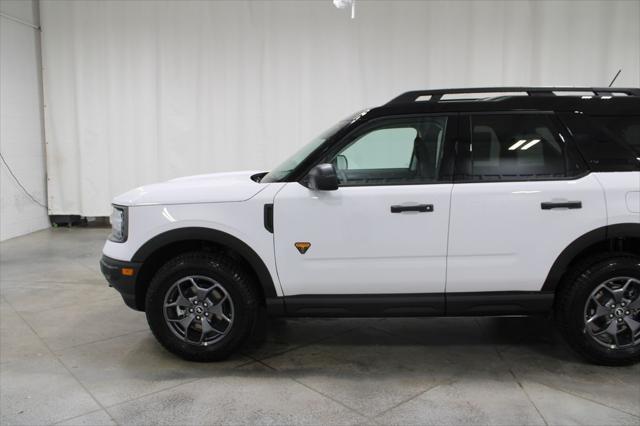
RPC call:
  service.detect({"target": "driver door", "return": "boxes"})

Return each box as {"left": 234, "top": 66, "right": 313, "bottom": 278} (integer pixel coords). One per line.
{"left": 272, "top": 114, "right": 457, "bottom": 313}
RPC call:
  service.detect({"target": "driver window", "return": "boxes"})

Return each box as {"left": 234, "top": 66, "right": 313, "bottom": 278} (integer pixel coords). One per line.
{"left": 331, "top": 116, "right": 448, "bottom": 186}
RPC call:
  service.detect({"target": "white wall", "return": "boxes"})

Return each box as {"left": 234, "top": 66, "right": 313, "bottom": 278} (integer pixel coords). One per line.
{"left": 40, "top": 0, "right": 640, "bottom": 216}
{"left": 0, "top": 0, "right": 49, "bottom": 241}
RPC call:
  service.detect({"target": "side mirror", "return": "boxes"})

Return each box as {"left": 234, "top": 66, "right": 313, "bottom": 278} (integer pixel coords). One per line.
{"left": 335, "top": 155, "right": 348, "bottom": 170}
{"left": 307, "top": 163, "right": 339, "bottom": 191}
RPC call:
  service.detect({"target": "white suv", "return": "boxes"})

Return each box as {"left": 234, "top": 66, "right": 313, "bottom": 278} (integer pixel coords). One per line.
{"left": 101, "top": 87, "right": 640, "bottom": 365}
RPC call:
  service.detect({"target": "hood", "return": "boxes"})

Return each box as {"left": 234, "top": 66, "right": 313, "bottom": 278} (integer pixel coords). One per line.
{"left": 112, "top": 170, "right": 267, "bottom": 206}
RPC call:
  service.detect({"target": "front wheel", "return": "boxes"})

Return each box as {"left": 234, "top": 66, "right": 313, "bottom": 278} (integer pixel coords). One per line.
{"left": 556, "top": 255, "right": 640, "bottom": 366}
{"left": 145, "top": 252, "right": 258, "bottom": 361}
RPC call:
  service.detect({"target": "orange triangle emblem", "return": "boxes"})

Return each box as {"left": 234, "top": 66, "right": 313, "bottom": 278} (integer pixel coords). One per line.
{"left": 294, "top": 242, "right": 311, "bottom": 254}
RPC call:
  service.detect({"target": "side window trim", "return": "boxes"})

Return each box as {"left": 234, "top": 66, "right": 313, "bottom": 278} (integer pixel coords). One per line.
{"left": 549, "top": 113, "right": 589, "bottom": 177}
{"left": 314, "top": 113, "right": 459, "bottom": 187}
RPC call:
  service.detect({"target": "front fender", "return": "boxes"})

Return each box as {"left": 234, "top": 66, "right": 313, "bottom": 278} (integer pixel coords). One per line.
{"left": 132, "top": 226, "right": 278, "bottom": 299}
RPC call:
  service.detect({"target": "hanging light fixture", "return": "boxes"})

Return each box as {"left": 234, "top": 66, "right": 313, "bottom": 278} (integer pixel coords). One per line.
{"left": 333, "top": 0, "right": 355, "bottom": 19}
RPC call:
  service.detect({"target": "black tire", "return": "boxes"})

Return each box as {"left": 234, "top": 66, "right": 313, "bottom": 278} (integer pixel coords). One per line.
{"left": 145, "top": 251, "right": 258, "bottom": 361}
{"left": 555, "top": 254, "right": 640, "bottom": 366}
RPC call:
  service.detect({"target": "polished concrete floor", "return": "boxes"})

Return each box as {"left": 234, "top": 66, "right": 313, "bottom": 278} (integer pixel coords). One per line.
{"left": 0, "top": 228, "right": 639, "bottom": 426}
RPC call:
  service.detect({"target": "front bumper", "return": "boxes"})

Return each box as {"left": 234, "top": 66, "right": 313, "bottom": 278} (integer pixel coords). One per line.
{"left": 100, "top": 255, "right": 142, "bottom": 310}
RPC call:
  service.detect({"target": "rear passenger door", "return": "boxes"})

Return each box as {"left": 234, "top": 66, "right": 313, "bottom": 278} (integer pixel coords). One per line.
{"left": 447, "top": 113, "right": 607, "bottom": 294}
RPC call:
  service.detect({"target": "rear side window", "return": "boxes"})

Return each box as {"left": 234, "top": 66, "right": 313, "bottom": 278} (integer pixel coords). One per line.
{"left": 468, "top": 114, "right": 566, "bottom": 180}
{"left": 559, "top": 113, "right": 640, "bottom": 172}
{"left": 593, "top": 116, "right": 640, "bottom": 155}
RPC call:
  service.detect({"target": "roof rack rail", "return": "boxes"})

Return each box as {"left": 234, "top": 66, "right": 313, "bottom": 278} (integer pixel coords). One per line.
{"left": 387, "top": 87, "right": 640, "bottom": 105}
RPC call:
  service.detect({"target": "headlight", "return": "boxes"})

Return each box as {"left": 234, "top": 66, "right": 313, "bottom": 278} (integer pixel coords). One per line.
{"left": 109, "top": 205, "right": 128, "bottom": 243}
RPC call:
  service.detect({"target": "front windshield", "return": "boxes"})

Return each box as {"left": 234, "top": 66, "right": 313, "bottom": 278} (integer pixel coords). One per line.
{"left": 262, "top": 111, "right": 366, "bottom": 182}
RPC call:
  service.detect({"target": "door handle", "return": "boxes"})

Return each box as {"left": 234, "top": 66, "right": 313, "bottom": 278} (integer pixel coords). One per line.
{"left": 390, "top": 204, "right": 434, "bottom": 213}
{"left": 541, "top": 201, "right": 582, "bottom": 210}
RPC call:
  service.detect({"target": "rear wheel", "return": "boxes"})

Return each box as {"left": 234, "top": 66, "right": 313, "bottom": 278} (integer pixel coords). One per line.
{"left": 556, "top": 255, "right": 640, "bottom": 366}
{"left": 145, "top": 252, "right": 258, "bottom": 361}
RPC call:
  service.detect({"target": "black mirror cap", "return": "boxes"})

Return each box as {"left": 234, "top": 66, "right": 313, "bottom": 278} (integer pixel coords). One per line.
{"left": 307, "top": 163, "right": 339, "bottom": 191}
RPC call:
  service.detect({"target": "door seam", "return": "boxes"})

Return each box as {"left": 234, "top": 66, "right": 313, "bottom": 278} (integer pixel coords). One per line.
{"left": 270, "top": 182, "right": 289, "bottom": 297}
{"left": 443, "top": 183, "right": 454, "bottom": 308}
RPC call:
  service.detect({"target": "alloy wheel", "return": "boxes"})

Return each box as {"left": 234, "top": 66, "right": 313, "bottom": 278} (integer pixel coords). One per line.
{"left": 583, "top": 277, "right": 640, "bottom": 349}
{"left": 163, "top": 275, "right": 234, "bottom": 346}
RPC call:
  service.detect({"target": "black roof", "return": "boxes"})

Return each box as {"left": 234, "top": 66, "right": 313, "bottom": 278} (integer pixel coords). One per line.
{"left": 367, "top": 87, "right": 640, "bottom": 118}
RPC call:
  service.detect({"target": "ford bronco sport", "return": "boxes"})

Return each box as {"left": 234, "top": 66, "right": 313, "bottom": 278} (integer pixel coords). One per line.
{"left": 101, "top": 87, "right": 640, "bottom": 365}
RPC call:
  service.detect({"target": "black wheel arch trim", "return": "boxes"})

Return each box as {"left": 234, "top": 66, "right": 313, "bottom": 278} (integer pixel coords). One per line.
{"left": 131, "top": 227, "right": 279, "bottom": 299}
{"left": 542, "top": 223, "right": 640, "bottom": 291}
